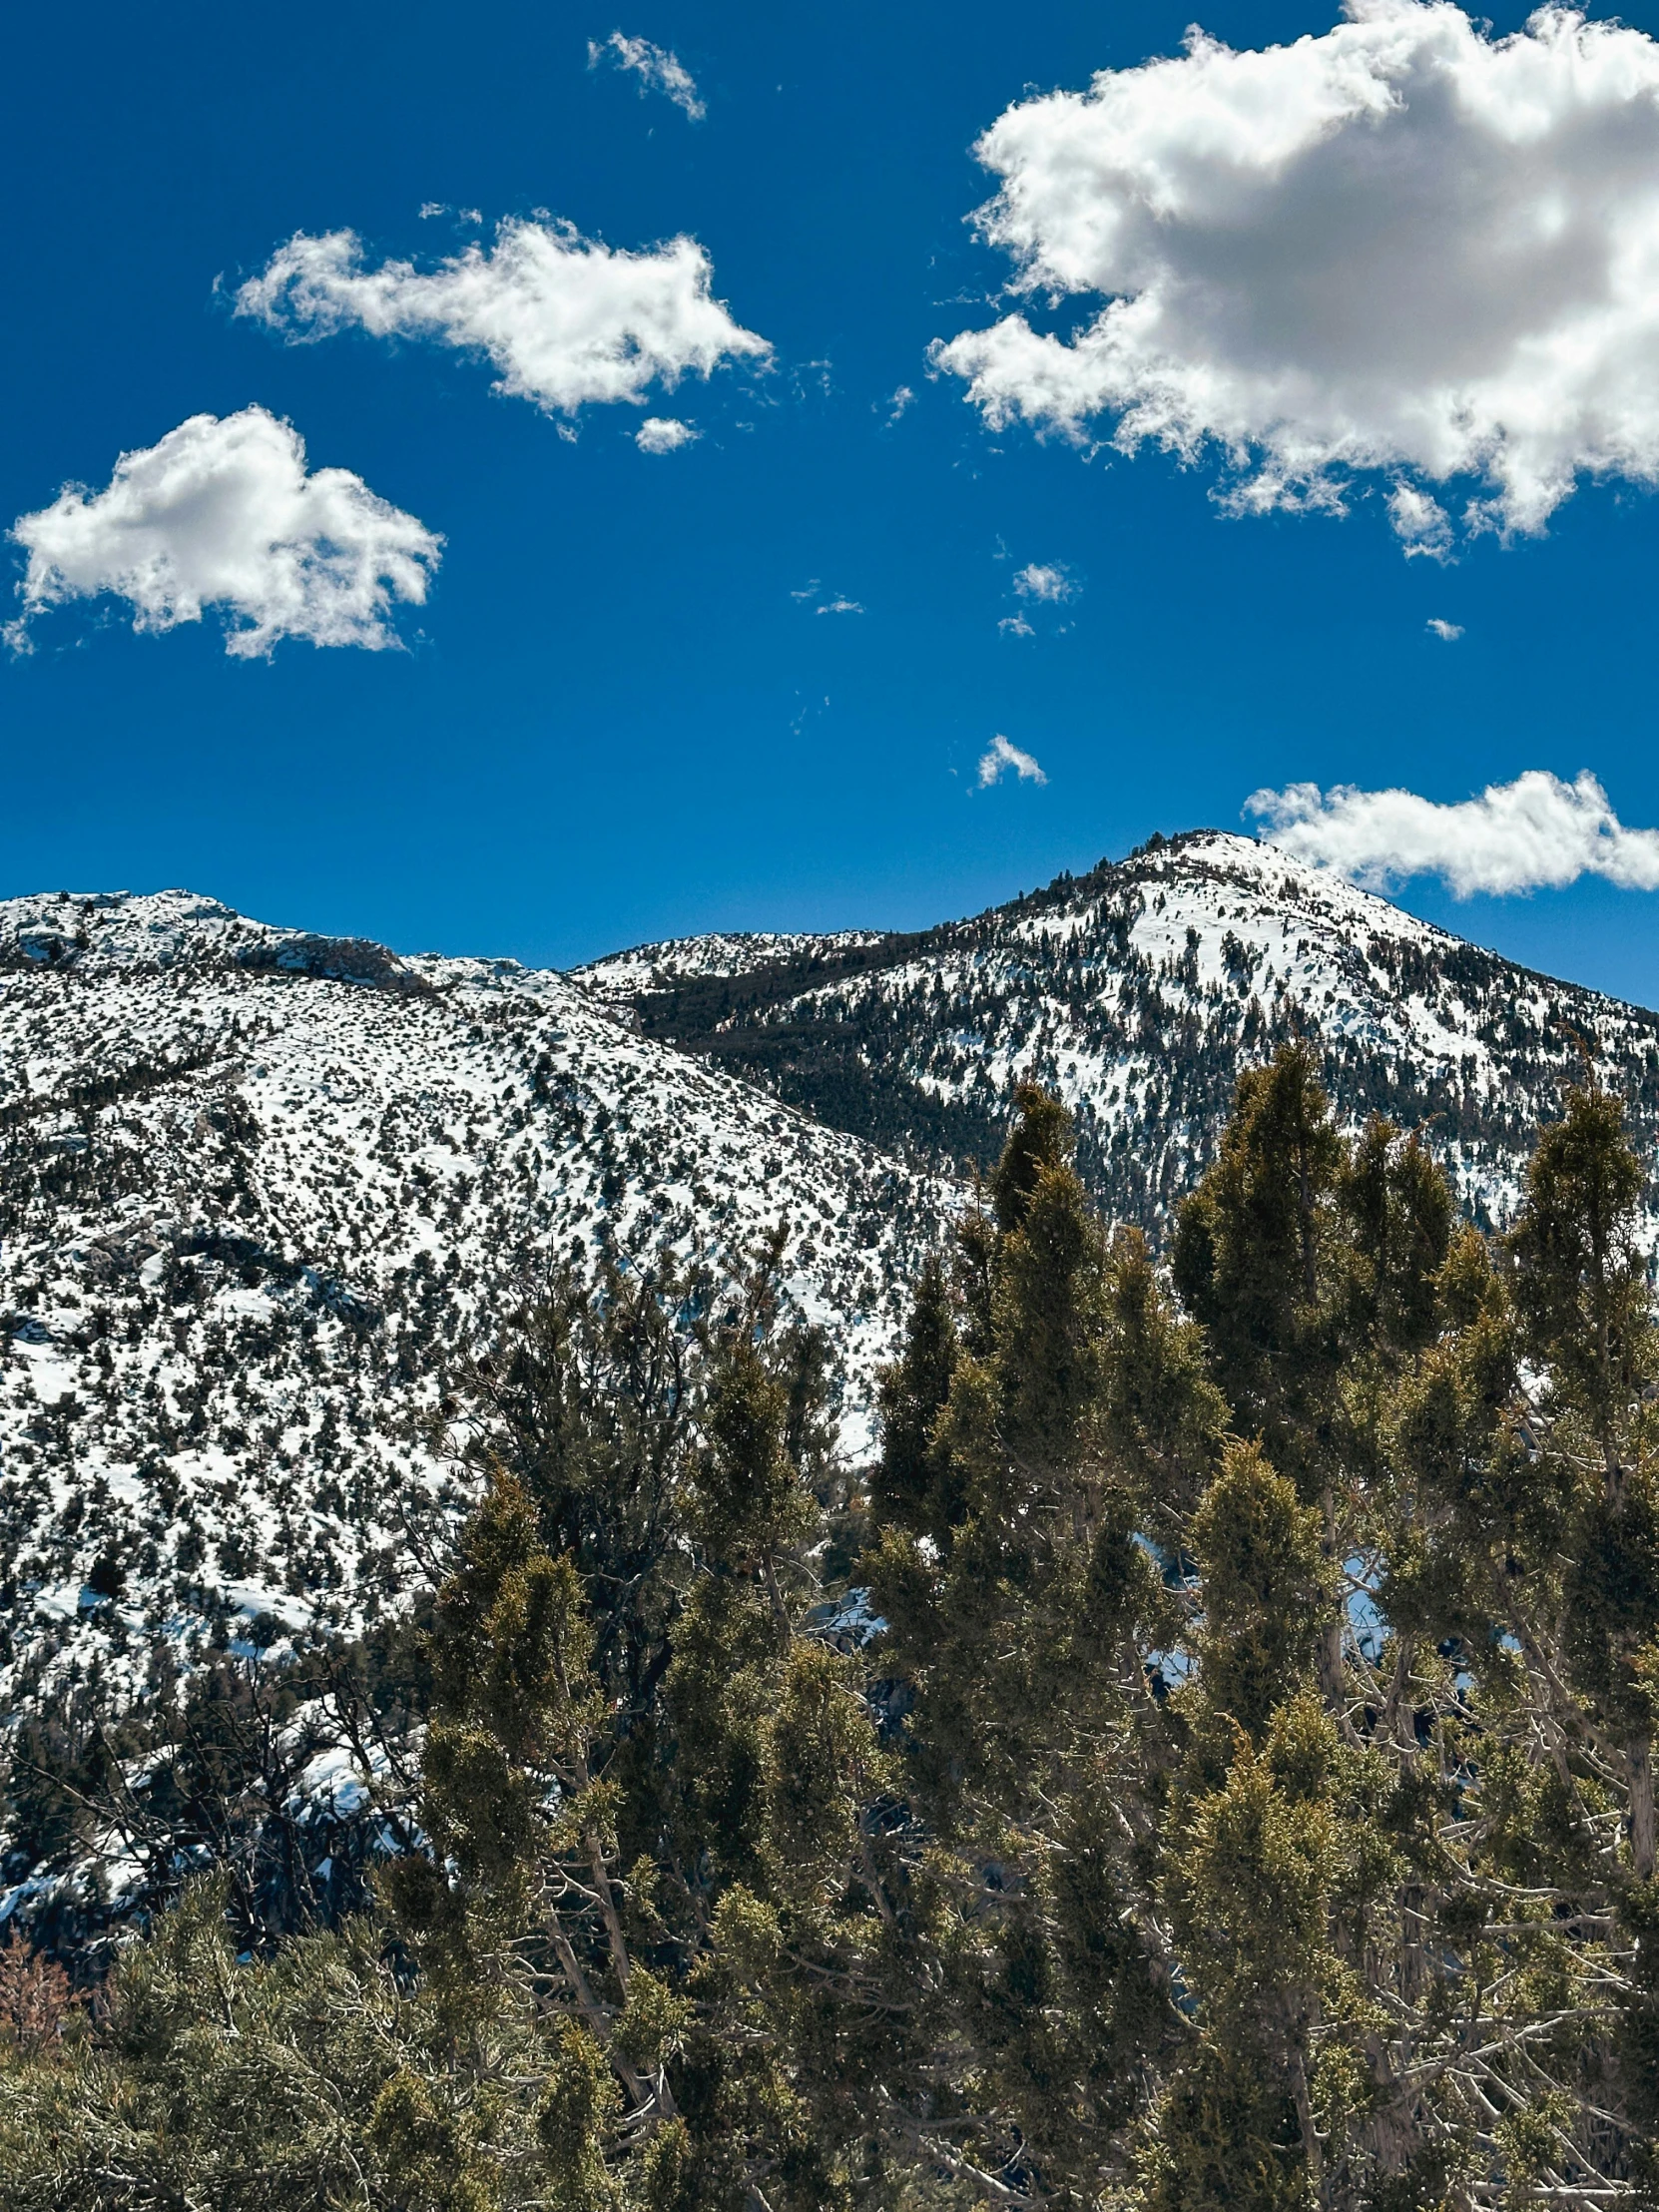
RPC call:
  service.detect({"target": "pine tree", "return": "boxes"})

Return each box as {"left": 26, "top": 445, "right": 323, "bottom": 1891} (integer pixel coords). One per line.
{"left": 863, "top": 1087, "right": 1201, "bottom": 2203}
{"left": 8, "top": 1071, "right": 1659, "bottom": 2211}
{"left": 1508, "top": 1081, "right": 1659, "bottom": 1880}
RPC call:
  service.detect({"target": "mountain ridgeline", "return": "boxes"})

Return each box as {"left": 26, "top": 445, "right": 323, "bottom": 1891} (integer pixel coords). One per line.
{"left": 2, "top": 832, "right": 1657, "bottom": 1773}
{"left": 578, "top": 830, "right": 1659, "bottom": 1235}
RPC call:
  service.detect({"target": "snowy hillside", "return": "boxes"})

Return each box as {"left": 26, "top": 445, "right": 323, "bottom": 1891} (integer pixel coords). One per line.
{"left": 0, "top": 891, "right": 952, "bottom": 1711}
{"left": 581, "top": 830, "right": 1659, "bottom": 1233}
{"left": 8, "top": 837, "right": 1659, "bottom": 1720}
{"left": 574, "top": 927, "right": 886, "bottom": 1002}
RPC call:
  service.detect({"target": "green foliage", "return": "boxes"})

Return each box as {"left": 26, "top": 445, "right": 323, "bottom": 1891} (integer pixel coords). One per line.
{"left": 9, "top": 1070, "right": 1659, "bottom": 2210}
{"left": 1187, "top": 1443, "right": 1331, "bottom": 1742}
{"left": 872, "top": 1257, "right": 960, "bottom": 1538}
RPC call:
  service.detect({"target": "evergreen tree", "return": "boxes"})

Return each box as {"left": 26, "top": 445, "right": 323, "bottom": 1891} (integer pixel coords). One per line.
{"left": 7, "top": 1069, "right": 1659, "bottom": 2211}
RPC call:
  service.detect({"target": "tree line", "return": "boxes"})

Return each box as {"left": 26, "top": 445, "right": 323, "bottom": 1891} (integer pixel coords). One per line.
{"left": 3, "top": 1043, "right": 1658, "bottom": 2209}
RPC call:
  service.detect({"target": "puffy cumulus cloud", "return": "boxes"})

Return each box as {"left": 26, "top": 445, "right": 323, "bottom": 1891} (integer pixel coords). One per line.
{"left": 1425, "top": 616, "right": 1463, "bottom": 640}
{"left": 237, "top": 220, "right": 770, "bottom": 417}
{"left": 935, "top": 2, "right": 1659, "bottom": 548}
{"left": 1013, "top": 560, "right": 1076, "bottom": 602}
{"left": 588, "top": 32, "right": 705, "bottom": 120}
{"left": 636, "top": 416, "right": 698, "bottom": 453}
{"left": 978, "top": 733, "right": 1047, "bottom": 788}
{"left": 1247, "top": 771, "right": 1659, "bottom": 894}
{"left": 8, "top": 407, "right": 440, "bottom": 659}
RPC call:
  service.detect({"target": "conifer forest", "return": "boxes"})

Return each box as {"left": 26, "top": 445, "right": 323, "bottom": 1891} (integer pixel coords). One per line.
{"left": 5, "top": 1046, "right": 1659, "bottom": 2211}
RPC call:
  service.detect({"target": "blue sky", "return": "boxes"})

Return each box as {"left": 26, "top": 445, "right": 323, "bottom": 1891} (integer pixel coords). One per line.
{"left": 5, "top": 0, "right": 1659, "bottom": 999}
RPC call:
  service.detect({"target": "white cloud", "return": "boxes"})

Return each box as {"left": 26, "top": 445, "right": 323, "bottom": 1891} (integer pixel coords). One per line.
{"left": 1425, "top": 616, "right": 1463, "bottom": 641}
{"left": 1013, "top": 560, "right": 1076, "bottom": 602}
{"left": 998, "top": 613, "right": 1035, "bottom": 637}
{"left": 935, "top": 2, "right": 1659, "bottom": 549}
{"left": 237, "top": 220, "right": 769, "bottom": 416}
{"left": 636, "top": 416, "right": 698, "bottom": 453}
{"left": 883, "top": 384, "right": 915, "bottom": 423}
{"left": 978, "top": 733, "right": 1048, "bottom": 788}
{"left": 791, "top": 580, "right": 862, "bottom": 614}
{"left": 8, "top": 406, "right": 440, "bottom": 659}
{"left": 1246, "top": 771, "right": 1659, "bottom": 894}
{"left": 588, "top": 31, "right": 705, "bottom": 120}
{"left": 1387, "top": 484, "right": 1453, "bottom": 561}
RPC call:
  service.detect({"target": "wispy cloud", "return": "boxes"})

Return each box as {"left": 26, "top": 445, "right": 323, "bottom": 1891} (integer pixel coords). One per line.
{"left": 237, "top": 220, "right": 768, "bottom": 417}
{"left": 635, "top": 416, "right": 698, "bottom": 453}
{"left": 1389, "top": 485, "right": 1453, "bottom": 561}
{"left": 1013, "top": 560, "right": 1075, "bottom": 603}
{"left": 1246, "top": 771, "right": 1659, "bottom": 895}
{"left": 978, "top": 733, "right": 1047, "bottom": 788}
{"left": 883, "top": 384, "right": 914, "bottom": 424}
{"left": 1425, "top": 617, "right": 1463, "bottom": 641}
{"left": 998, "top": 613, "right": 1034, "bottom": 638}
{"left": 792, "top": 580, "right": 862, "bottom": 614}
{"left": 587, "top": 31, "right": 705, "bottom": 120}
{"left": 7, "top": 406, "right": 439, "bottom": 659}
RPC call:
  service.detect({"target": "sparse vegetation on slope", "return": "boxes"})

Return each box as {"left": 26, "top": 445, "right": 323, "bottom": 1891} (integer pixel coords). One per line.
{"left": 579, "top": 830, "right": 1659, "bottom": 1234}
{"left": 0, "top": 890, "right": 950, "bottom": 1735}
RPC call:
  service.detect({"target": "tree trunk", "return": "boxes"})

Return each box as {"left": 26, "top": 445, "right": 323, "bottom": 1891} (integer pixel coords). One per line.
{"left": 1629, "top": 1732, "right": 1655, "bottom": 1881}
{"left": 1289, "top": 2043, "right": 1325, "bottom": 2202}
{"left": 761, "top": 1551, "right": 792, "bottom": 1638}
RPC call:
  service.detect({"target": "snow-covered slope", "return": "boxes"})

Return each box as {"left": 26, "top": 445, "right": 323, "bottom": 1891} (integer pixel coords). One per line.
{"left": 574, "top": 928, "right": 885, "bottom": 1003}
{"left": 0, "top": 891, "right": 951, "bottom": 1708}
{"left": 577, "top": 830, "right": 1659, "bottom": 1234}
{"left": 9, "top": 838, "right": 1659, "bottom": 1716}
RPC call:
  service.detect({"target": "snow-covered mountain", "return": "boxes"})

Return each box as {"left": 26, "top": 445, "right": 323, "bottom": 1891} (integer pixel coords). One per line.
{"left": 6, "top": 833, "right": 1659, "bottom": 1716}
{"left": 575, "top": 927, "right": 886, "bottom": 1001}
{"left": 0, "top": 891, "right": 951, "bottom": 1712}
{"left": 586, "top": 830, "right": 1659, "bottom": 1235}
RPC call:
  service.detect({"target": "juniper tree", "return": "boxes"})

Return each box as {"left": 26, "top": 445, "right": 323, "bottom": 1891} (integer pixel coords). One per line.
{"left": 863, "top": 1083, "right": 1212, "bottom": 2203}
{"left": 386, "top": 1241, "right": 882, "bottom": 2211}
{"left": 865, "top": 1057, "right": 1659, "bottom": 2209}
{"left": 8, "top": 1065, "right": 1659, "bottom": 2212}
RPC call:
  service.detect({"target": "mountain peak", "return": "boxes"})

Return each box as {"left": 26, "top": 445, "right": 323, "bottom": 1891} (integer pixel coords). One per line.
{"left": 8, "top": 842, "right": 1658, "bottom": 1728}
